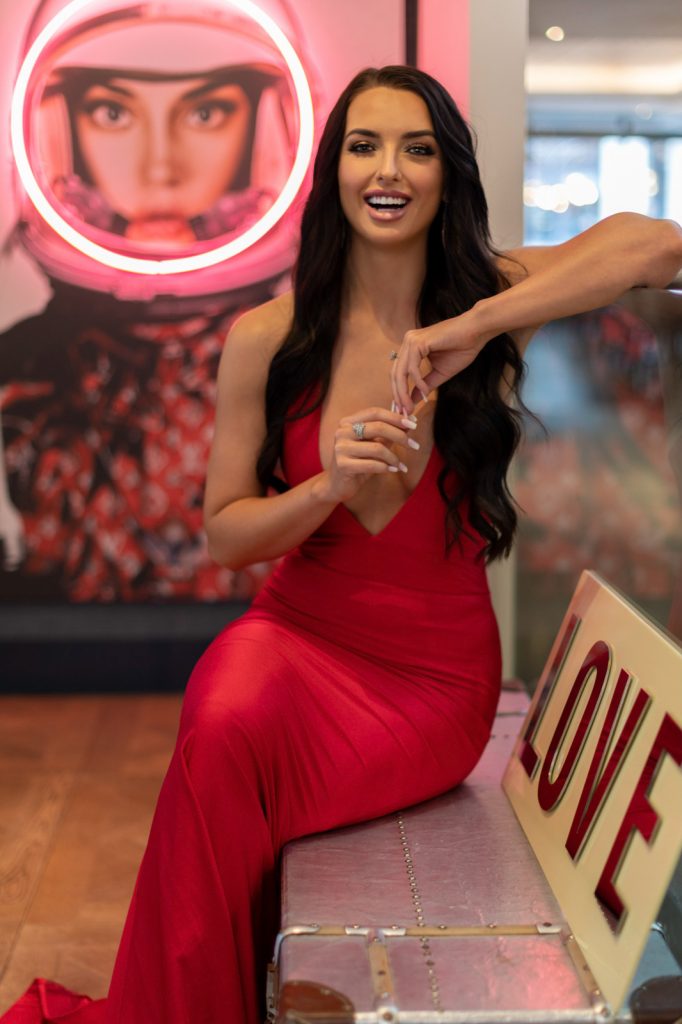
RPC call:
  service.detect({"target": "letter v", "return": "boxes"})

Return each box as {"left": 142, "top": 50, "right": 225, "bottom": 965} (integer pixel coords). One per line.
{"left": 565, "top": 669, "right": 651, "bottom": 861}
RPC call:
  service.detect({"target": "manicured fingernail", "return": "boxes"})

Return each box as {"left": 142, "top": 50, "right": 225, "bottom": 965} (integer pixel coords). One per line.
{"left": 399, "top": 462, "right": 408, "bottom": 473}
{"left": 401, "top": 417, "right": 417, "bottom": 429}
{"left": 391, "top": 401, "right": 398, "bottom": 413}
{"left": 388, "top": 465, "right": 399, "bottom": 473}
{"left": 407, "top": 438, "right": 420, "bottom": 450}
{"left": 420, "top": 390, "right": 429, "bottom": 402}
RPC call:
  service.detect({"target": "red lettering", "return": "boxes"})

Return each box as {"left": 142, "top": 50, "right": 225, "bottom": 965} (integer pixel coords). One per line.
{"left": 565, "top": 673, "right": 650, "bottom": 859}
{"left": 520, "top": 613, "right": 581, "bottom": 778}
{"left": 537, "top": 641, "right": 611, "bottom": 811}
{"left": 597, "top": 713, "right": 682, "bottom": 922}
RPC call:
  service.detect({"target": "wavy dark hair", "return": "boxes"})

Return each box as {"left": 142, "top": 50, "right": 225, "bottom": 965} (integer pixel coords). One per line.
{"left": 256, "top": 65, "right": 527, "bottom": 561}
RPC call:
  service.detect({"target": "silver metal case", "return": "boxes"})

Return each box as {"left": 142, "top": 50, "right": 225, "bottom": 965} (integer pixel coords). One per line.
{"left": 269, "top": 688, "right": 681, "bottom": 1023}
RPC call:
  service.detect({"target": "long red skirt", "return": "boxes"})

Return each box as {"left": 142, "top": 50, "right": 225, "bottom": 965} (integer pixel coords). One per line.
{"left": 2, "top": 429, "right": 502, "bottom": 1024}
{"left": 2, "top": 593, "right": 500, "bottom": 1024}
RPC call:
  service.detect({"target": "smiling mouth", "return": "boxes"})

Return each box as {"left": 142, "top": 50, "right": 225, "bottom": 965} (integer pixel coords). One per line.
{"left": 363, "top": 192, "right": 412, "bottom": 222}
{"left": 364, "top": 194, "right": 410, "bottom": 210}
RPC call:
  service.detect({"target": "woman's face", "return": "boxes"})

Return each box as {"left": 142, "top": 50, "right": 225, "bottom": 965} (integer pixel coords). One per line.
{"left": 338, "top": 86, "right": 444, "bottom": 248}
{"left": 74, "top": 76, "right": 252, "bottom": 243}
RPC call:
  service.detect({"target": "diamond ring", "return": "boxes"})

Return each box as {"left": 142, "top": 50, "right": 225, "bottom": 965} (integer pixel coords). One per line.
{"left": 352, "top": 422, "right": 366, "bottom": 440}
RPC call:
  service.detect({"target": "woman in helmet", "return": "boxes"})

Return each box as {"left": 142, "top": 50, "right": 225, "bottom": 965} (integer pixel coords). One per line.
{"left": 0, "top": 0, "right": 307, "bottom": 601}
{"left": 49, "top": 63, "right": 281, "bottom": 246}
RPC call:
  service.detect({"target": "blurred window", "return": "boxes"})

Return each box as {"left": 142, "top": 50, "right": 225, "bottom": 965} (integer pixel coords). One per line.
{"left": 524, "top": 133, "right": 674, "bottom": 245}
{"left": 517, "top": 116, "right": 682, "bottom": 684}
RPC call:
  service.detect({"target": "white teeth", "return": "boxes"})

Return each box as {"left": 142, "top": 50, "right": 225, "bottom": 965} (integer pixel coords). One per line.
{"left": 367, "top": 195, "right": 407, "bottom": 207}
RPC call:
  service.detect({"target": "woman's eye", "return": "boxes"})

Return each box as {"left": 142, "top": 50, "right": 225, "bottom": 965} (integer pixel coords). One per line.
{"left": 348, "top": 141, "right": 375, "bottom": 154}
{"left": 186, "top": 101, "right": 236, "bottom": 129}
{"left": 84, "top": 101, "right": 132, "bottom": 130}
{"left": 407, "top": 144, "right": 435, "bottom": 156}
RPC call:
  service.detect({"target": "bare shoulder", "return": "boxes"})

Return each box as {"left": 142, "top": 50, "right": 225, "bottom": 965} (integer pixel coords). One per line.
{"left": 225, "top": 290, "right": 293, "bottom": 363}
{"left": 206, "top": 293, "right": 293, "bottom": 517}
{"left": 217, "top": 291, "right": 293, "bottom": 397}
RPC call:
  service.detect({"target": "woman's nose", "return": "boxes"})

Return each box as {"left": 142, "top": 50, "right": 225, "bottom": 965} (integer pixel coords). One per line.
{"left": 143, "top": 117, "right": 181, "bottom": 187}
{"left": 377, "top": 148, "right": 401, "bottom": 182}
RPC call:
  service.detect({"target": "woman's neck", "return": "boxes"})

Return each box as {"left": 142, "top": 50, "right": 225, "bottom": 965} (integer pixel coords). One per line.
{"left": 343, "top": 235, "right": 427, "bottom": 337}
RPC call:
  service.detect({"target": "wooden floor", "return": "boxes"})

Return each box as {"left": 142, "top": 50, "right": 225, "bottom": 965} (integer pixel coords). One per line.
{"left": 0, "top": 694, "right": 182, "bottom": 1011}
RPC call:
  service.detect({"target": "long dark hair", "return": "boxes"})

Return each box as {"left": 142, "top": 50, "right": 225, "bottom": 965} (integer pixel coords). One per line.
{"left": 257, "top": 65, "right": 526, "bottom": 561}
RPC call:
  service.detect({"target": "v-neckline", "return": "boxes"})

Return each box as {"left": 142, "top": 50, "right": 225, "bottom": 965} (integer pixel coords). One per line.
{"left": 313, "top": 402, "right": 438, "bottom": 540}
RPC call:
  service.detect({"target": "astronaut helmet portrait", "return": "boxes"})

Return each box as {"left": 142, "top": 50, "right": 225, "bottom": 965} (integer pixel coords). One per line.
{"left": 50, "top": 61, "right": 285, "bottom": 247}
{"left": 12, "top": 0, "right": 315, "bottom": 297}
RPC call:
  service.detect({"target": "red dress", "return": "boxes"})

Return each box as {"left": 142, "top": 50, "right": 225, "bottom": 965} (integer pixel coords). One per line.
{"left": 1, "top": 401, "right": 501, "bottom": 1024}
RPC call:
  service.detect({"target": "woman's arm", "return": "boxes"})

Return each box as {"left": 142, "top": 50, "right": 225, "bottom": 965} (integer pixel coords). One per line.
{"left": 392, "top": 213, "right": 682, "bottom": 411}
{"left": 489, "top": 212, "right": 682, "bottom": 354}
{"left": 204, "top": 297, "right": 415, "bottom": 570}
{"left": 203, "top": 297, "right": 336, "bottom": 570}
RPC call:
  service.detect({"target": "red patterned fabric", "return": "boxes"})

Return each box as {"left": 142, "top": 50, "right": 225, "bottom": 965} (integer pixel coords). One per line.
{"left": 1, "top": 309, "right": 269, "bottom": 601}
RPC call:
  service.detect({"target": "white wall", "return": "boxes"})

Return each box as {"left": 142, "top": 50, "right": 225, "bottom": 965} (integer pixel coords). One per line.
{"left": 470, "top": 0, "right": 528, "bottom": 678}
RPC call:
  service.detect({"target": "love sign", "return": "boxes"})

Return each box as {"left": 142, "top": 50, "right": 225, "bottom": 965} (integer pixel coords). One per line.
{"left": 503, "top": 571, "right": 682, "bottom": 1012}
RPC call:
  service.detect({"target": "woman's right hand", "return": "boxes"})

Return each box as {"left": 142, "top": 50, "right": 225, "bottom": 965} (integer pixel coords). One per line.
{"left": 204, "top": 299, "right": 423, "bottom": 569}
{"left": 314, "top": 406, "right": 419, "bottom": 504}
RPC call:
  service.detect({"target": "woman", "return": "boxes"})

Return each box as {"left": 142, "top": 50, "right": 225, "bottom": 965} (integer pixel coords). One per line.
{"left": 3, "top": 65, "right": 681, "bottom": 1024}
{"left": 0, "top": 0, "right": 303, "bottom": 598}
{"left": 49, "top": 63, "right": 284, "bottom": 247}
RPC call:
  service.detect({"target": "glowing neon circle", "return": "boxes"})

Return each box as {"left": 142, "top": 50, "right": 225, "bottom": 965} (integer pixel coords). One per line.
{"left": 11, "top": 0, "right": 314, "bottom": 275}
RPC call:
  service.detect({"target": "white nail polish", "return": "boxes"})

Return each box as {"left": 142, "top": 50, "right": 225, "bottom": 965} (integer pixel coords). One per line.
{"left": 401, "top": 418, "right": 417, "bottom": 429}
{"left": 408, "top": 438, "right": 420, "bottom": 450}
{"left": 420, "top": 390, "right": 429, "bottom": 402}
{"left": 388, "top": 465, "right": 399, "bottom": 473}
{"left": 399, "top": 462, "right": 408, "bottom": 473}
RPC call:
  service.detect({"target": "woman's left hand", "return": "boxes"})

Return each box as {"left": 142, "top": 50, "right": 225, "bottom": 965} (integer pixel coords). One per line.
{"left": 391, "top": 307, "right": 485, "bottom": 414}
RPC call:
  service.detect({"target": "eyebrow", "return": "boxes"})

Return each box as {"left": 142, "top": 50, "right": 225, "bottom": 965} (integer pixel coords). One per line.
{"left": 344, "top": 128, "right": 437, "bottom": 141}
{"left": 83, "top": 80, "right": 133, "bottom": 97}
{"left": 79, "top": 78, "right": 238, "bottom": 103}
{"left": 180, "top": 80, "right": 243, "bottom": 103}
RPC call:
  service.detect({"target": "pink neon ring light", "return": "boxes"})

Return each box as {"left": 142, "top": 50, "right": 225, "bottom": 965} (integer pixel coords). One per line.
{"left": 11, "top": 0, "right": 314, "bottom": 276}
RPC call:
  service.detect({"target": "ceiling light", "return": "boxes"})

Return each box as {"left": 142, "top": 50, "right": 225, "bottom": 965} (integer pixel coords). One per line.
{"left": 545, "top": 25, "right": 565, "bottom": 42}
